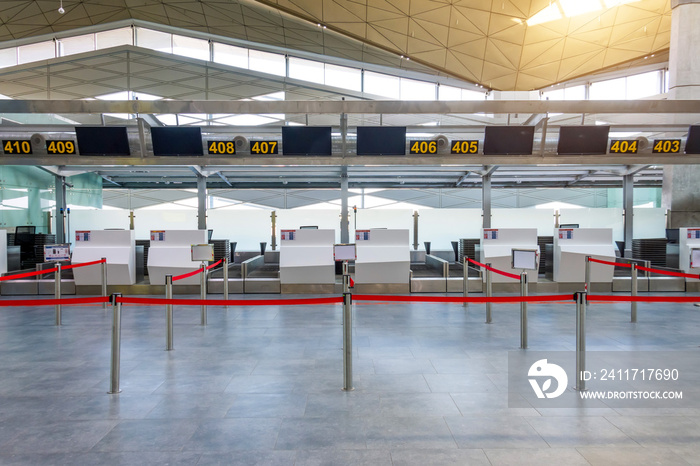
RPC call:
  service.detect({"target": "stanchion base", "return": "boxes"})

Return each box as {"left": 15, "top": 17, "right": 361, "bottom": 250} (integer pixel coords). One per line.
{"left": 342, "top": 387, "right": 355, "bottom": 391}
{"left": 107, "top": 390, "right": 122, "bottom": 394}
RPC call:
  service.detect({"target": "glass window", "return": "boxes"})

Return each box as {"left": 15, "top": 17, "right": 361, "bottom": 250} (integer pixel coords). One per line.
{"left": 664, "top": 69, "right": 669, "bottom": 93}
{"left": 439, "top": 85, "right": 461, "bottom": 100}
{"left": 213, "top": 43, "right": 248, "bottom": 69}
{"left": 364, "top": 71, "right": 400, "bottom": 98}
{"left": 0, "top": 48, "right": 18, "bottom": 69}
{"left": 400, "top": 78, "right": 435, "bottom": 100}
{"left": 172, "top": 34, "right": 209, "bottom": 60}
{"left": 59, "top": 34, "right": 95, "bottom": 56}
{"left": 626, "top": 70, "right": 661, "bottom": 99}
{"left": 590, "top": 77, "right": 625, "bottom": 100}
{"left": 462, "top": 88, "right": 485, "bottom": 100}
{"left": 95, "top": 27, "right": 133, "bottom": 49}
{"left": 249, "top": 49, "right": 285, "bottom": 76}
{"left": 17, "top": 41, "right": 55, "bottom": 64}
{"left": 564, "top": 85, "right": 586, "bottom": 100}
{"left": 136, "top": 28, "right": 172, "bottom": 53}
{"left": 289, "top": 57, "right": 324, "bottom": 84}
{"left": 542, "top": 88, "right": 564, "bottom": 100}
{"left": 325, "top": 63, "right": 361, "bottom": 91}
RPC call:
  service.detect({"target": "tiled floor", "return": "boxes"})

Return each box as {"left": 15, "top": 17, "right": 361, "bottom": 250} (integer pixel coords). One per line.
{"left": 0, "top": 293, "right": 699, "bottom": 465}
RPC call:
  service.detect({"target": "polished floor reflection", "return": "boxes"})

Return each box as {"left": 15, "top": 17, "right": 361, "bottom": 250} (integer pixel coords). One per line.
{"left": 0, "top": 294, "right": 699, "bottom": 465}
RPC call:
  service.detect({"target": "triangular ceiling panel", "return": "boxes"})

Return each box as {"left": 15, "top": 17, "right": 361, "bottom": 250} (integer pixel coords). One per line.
{"left": 0, "top": 0, "right": 672, "bottom": 91}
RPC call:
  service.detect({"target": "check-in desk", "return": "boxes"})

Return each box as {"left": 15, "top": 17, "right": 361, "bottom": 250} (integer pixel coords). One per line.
{"left": 147, "top": 230, "right": 208, "bottom": 285}
{"left": 72, "top": 230, "right": 136, "bottom": 285}
{"left": 479, "top": 228, "right": 540, "bottom": 284}
{"left": 0, "top": 230, "right": 6, "bottom": 275}
{"left": 279, "top": 229, "right": 335, "bottom": 293}
{"left": 553, "top": 228, "right": 615, "bottom": 284}
{"left": 354, "top": 229, "right": 410, "bottom": 294}
{"left": 679, "top": 227, "right": 700, "bottom": 291}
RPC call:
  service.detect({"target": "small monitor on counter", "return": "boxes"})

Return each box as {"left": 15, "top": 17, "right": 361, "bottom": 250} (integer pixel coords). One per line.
{"left": 512, "top": 248, "right": 538, "bottom": 270}
{"left": 334, "top": 244, "right": 356, "bottom": 261}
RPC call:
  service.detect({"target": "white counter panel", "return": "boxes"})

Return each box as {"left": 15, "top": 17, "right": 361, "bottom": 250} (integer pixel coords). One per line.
{"left": 0, "top": 230, "right": 7, "bottom": 274}
{"left": 479, "top": 228, "right": 539, "bottom": 283}
{"left": 355, "top": 229, "right": 409, "bottom": 285}
{"left": 72, "top": 230, "right": 135, "bottom": 285}
{"left": 279, "top": 229, "right": 335, "bottom": 285}
{"left": 553, "top": 228, "right": 615, "bottom": 283}
{"left": 679, "top": 227, "right": 700, "bottom": 279}
{"left": 147, "top": 230, "right": 208, "bottom": 285}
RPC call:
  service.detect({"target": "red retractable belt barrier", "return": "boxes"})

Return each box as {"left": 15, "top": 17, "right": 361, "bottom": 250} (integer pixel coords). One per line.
{"left": 467, "top": 258, "right": 520, "bottom": 280}
{"left": 636, "top": 265, "right": 700, "bottom": 280}
{"left": 116, "top": 296, "right": 343, "bottom": 306}
{"left": 588, "top": 295, "right": 700, "bottom": 303}
{"left": 63, "top": 259, "right": 106, "bottom": 270}
{"left": 352, "top": 294, "right": 573, "bottom": 303}
{"left": 206, "top": 259, "right": 223, "bottom": 270}
{"left": 172, "top": 268, "right": 203, "bottom": 282}
{"left": 0, "top": 296, "right": 110, "bottom": 307}
{"left": 588, "top": 258, "right": 631, "bottom": 268}
{"left": 0, "top": 267, "right": 58, "bottom": 282}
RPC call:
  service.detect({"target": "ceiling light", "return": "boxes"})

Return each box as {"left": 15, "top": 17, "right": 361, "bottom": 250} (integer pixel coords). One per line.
{"left": 527, "top": 3, "right": 562, "bottom": 26}
{"left": 559, "top": 0, "right": 600, "bottom": 17}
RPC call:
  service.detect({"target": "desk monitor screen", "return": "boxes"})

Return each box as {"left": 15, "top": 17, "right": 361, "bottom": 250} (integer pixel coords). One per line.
{"left": 559, "top": 224, "right": 579, "bottom": 229}
{"left": 685, "top": 125, "right": 700, "bottom": 154}
{"left": 151, "top": 127, "right": 203, "bottom": 156}
{"left": 557, "top": 126, "right": 609, "bottom": 155}
{"left": 483, "top": 126, "right": 535, "bottom": 155}
{"left": 334, "top": 243, "right": 356, "bottom": 261}
{"left": 512, "top": 248, "right": 538, "bottom": 270}
{"left": 282, "top": 126, "right": 332, "bottom": 155}
{"left": 44, "top": 244, "right": 70, "bottom": 262}
{"left": 75, "top": 126, "right": 131, "bottom": 156}
{"left": 691, "top": 249, "right": 700, "bottom": 269}
{"left": 191, "top": 244, "right": 214, "bottom": 262}
{"left": 356, "top": 126, "right": 406, "bottom": 155}
{"left": 299, "top": 226, "right": 318, "bottom": 229}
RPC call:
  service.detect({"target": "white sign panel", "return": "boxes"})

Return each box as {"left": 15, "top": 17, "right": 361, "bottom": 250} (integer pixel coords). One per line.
{"left": 44, "top": 244, "right": 71, "bottom": 262}
{"left": 483, "top": 229, "right": 498, "bottom": 240}
{"left": 512, "top": 249, "right": 538, "bottom": 270}
{"left": 691, "top": 249, "right": 700, "bottom": 269}
{"left": 75, "top": 231, "right": 90, "bottom": 242}
{"left": 281, "top": 230, "right": 296, "bottom": 241}
{"left": 150, "top": 230, "right": 166, "bottom": 241}
{"left": 558, "top": 229, "right": 574, "bottom": 240}
{"left": 334, "top": 244, "right": 356, "bottom": 261}
{"left": 355, "top": 230, "right": 370, "bottom": 241}
{"left": 191, "top": 243, "right": 214, "bottom": 262}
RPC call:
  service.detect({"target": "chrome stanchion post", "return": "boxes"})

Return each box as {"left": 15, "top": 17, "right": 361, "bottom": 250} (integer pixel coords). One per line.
{"left": 485, "top": 263, "right": 492, "bottom": 324}
{"left": 223, "top": 257, "right": 229, "bottom": 310}
{"left": 55, "top": 262, "right": 62, "bottom": 326}
{"left": 200, "top": 262, "right": 207, "bottom": 326}
{"left": 575, "top": 291, "right": 587, "bottom": 391}
{"left": 109, "top": 293, "right": 122, "bottom": 394}
{"left": 101, "top": 257, "right": 108, "bottom": 310}
{"left": 463, "top": 257, "right": 469, "bottom": 308}
{"left": 584, "top": 255, "right": 591, "bottom": 294}
{"left": 520, "top": 272, "right": 528, "bottom": 349}
{"left": 166, "top": 274, "right": 173, "bottom": 351}
{"left": 342, "top": 291, "right": 353, "bottom": 391}
{"left": 631, "top": 262, "right": 638, "bottom": 323}
{"left": 342, "top": 260, "right": 349, "bottom": 293}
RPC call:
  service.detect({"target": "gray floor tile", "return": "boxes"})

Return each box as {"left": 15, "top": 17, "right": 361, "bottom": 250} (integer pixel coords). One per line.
{"left": 1, "top": 420, "right": 118, "bottom": 454}
{"left": 275, "top": 417, "right": 366, "bottom": 450}
{"left": 445, "top": 416, "right": 550, "bottom": 449}
{"left": 197, "top": 450, "right": 296, "bottom": 466}
{"left": 604, "top": 416, "right": 700, "bottom": 447}
{"left": 295, "top": 449, "right": 392, "bottom": 466}
{"left": 92, "top": 419, "right": 199, "bottom": 451}
{"left": 527, "top": 416, "right": 637, "bottom": 447}
{"left": 365, "top": 416, "right": 457, "bottom": 449}
{"left": 183, "top": 418, "right": 281, "bottom": 451}
{"left": 485, "top": 447, "right": 590, "bottom": 466}
{"left": 390, "top": 449, "right": 490, "bottom": 466}
{"left": 577, "top": 446, "right": 692, "bottom": 465}
{"left": 225, "top": 393, "right": 307, "bottom": 418}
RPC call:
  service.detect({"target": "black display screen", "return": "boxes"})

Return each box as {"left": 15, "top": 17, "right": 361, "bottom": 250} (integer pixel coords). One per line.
{"left": 75, "top": 126, "right": 131, "bottom": 156}
{"left": 151, "top": 127, "right": 203, "bottom": 156}
{"left": 557, "top": 126, "right": 609, "bottom": 155}
{"left": 483, "top": 126, "right": 535, "bottom": 155}
{"left": 685, "top": 125, "right": 700, "bottom": 154}
{"left": 356, "top": 126, "right": 406, "bottom": 156}
{"left": 281, "top": 126, "right": 332, "bottom": 156}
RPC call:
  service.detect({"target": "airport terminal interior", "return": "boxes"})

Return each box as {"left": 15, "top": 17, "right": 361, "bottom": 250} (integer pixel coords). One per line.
{"left": 2, "top": 0, "right": 700, "bottom": 464}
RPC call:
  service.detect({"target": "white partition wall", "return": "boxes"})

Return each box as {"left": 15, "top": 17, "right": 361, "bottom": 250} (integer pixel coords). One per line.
{"left": 0, "top": 230, "right": 7, "bottom": 274}
{"left": 355, "top": 229, "right": 410, "bottom": 290}
{"left": 279, "top": 229, "right": 335, "bottom": 285}
{"left": 72, "top": 230, "right": 135, "bottom": 285}
{"left": 419, "top": 209, "right": 481, "bottom": 250}
{"left": 479, "top": 228, "right": 540, "bottom": 283}
{"left": 147, "top": 229, "right": 208, "bottom": 285}
{"left": 559, "top": 208, "right": 623, "bottom": 241}
{"left": 679, "top": 228, "right": 700, "bottom": 277}
{"left": 553, "top": 228, "right": 615, "bottom": 283}
{"left": 493, "top": 209, "right": 556, "bottom": 236}
{"left": 208, "top": 209, "right": 269, "bottom": 252}
{"left": 277, "top": 210, "right": 341, "bottom": 244}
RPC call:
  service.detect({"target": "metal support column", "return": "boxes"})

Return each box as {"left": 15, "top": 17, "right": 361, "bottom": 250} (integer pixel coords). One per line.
{"left": 197, "top": 173, "right": 207, "bottom": 231}
{"left": 55, "top": 175, "right": 66, "bottom": 244}
{"left": 109, "top": 293, "right": 122, "bottom": 394}
{"left": 623, "top": 173, "right": 634, "bottom": 258}
{"left": 485, "top": 263, "right": 493, "bottom": 323}
{"left": 340, "top": 171, "right": 349, "bottom": 244}
{"left": 631, "top": 262, "right": 638, "bottom": 323}
{"left": 223, "top": 257, "right": 229, "bottom": 309}
{"left": 482, "top": 173, "right": 492, "bottom": 229}
{"left": 520, "top": 272, "right": 528, "bottom": 349}
{"left": 585, "top": 256, "right": 591, "bottom": 294}
{"left": 55, "top": 262, "right": 62, "bottom": 326}
{"left": 575, "top": 291, "right": 587, "bottom": 391}
{"left": 412, "top": 211, "right": 419, "bottom": 250}
{"left": 166, "top": 275, "right": 173, "bottom": 350}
